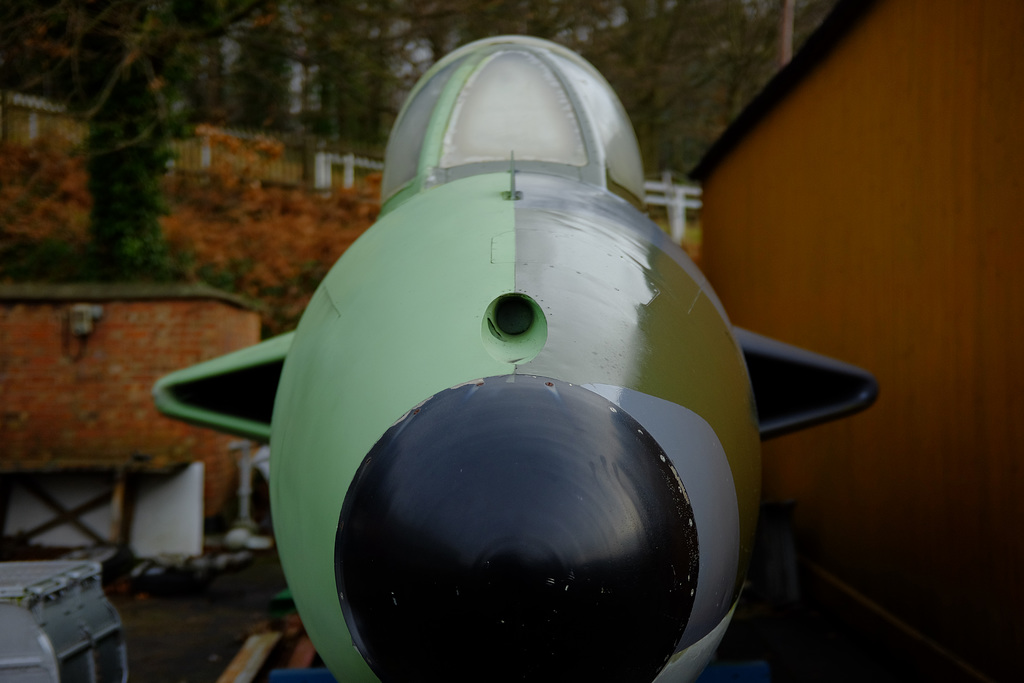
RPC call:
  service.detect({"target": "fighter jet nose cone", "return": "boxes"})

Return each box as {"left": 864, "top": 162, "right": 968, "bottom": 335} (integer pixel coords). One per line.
{"left": 335, "top": 376, "right": 699, "bottom": 683}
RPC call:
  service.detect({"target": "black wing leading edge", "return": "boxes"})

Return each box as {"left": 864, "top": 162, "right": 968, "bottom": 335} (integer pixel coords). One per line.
{"left": 735, "top": 328, "right": 878, "bottom": 440}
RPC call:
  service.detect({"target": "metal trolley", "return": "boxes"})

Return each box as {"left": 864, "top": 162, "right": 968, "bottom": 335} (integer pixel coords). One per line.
{"left": 0, "top": 561, "right": 127, "bottom": 683}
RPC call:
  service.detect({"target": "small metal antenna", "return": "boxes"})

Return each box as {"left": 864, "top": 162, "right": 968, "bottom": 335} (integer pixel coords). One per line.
{"left": 502, "top": 151, "right": 523, "bottom": 200}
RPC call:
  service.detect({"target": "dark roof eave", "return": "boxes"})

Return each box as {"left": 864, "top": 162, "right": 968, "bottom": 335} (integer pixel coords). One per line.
{"left": 690, "top": 0, "right": 877, "bottom": 181}
{"left": 0, "top": 282, "right": 260, "bottom": 311}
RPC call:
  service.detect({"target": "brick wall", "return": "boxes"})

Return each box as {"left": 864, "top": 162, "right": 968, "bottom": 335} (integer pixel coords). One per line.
{"left": 0, "top": 284, "right": 262, "bottom": 517}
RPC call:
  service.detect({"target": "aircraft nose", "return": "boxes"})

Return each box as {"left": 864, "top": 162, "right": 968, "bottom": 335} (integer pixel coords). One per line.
{"left": 335, "top": 375, "right": 699, "bottom": 683}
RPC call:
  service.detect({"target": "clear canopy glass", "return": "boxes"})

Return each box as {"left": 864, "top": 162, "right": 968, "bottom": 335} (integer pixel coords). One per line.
{"left": 381, "top": 36, "right": 646, "bottom": 206}
{"left": 440, "top": 50, "right": 587, "bottom": 168}
{"left": 380, "top": 57, "right": 465, "bottom": 201}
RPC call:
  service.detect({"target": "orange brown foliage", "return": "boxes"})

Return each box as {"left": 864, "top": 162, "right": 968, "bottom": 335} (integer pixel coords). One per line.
{"left": 192, "top": 124, "right": 287, "bottom": 181}
{"left": 162, "top": 129, "right": 379, "bottom": 335}
{"left": 0, "top": 136, "right": 379, "bottom": 335}
{"left": 0, "top": 139, "right": 92, "bottom": 277}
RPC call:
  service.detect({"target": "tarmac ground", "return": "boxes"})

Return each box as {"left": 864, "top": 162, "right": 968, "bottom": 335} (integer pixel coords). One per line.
{"left": 106, "top": 549, "right": 918, "bottom": 683}
{"left": 108, "top": 551, "right": 293, "bottom": 683}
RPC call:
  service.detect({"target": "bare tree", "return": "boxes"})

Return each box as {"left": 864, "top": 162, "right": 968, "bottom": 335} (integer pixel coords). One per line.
{"left": 0, "top": 0, "right": 843, "bottom": 284}
{"left": 0, "top": 0, "right": 267, "bottom": 280}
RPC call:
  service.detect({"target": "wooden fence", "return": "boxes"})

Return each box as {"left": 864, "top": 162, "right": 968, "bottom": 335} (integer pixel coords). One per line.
{"left": 0, "top": 91, "right": 87, "bottom": 145}
{"left": 2, "top": 89, "right": 703, "bottom": 234}
{"left": 0, "top": 90, "right": 384, "bottom": 190}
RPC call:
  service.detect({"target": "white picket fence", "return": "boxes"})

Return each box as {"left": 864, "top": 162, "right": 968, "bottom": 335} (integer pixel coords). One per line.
{"left": 314, "top": 152, "right": 386, "bottom": 190}
{"left": 644, "top": 172, "right": 702, "bottom": 243}
{"left": 5, "top": 90, "right": 699, "bottom": 209}
{"left": 176, "top": 128, "right": 386, "bottom": 189}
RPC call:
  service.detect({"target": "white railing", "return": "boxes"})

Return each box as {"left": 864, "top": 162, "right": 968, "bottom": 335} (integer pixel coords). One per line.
{"left": 644, "top": 171, "right": 702, "bottom": 243}
{"left": 9, "top": 92, "right": 67, "bottom": 113}
{"left": 315, "top": 152, "right": 386, "bottom": 190}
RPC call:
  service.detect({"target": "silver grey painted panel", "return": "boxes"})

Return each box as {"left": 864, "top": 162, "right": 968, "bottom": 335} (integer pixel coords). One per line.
{"left": 512, "top": 173, "right": 729, "bottom": 323}
{"left": 583, "top": 384, "right": 740, "bottom": 651}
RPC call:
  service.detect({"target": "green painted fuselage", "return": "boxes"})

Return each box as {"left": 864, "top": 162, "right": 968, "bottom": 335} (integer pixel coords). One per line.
{"left": 269, "top": 168, "right": 759, "bottom": 681}
{"left": 153, "top": 35, "right": 876, "bottom": 683}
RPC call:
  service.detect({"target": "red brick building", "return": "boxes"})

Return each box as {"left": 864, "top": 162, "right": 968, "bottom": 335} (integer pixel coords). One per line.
{"left": 1, "top": 283, "right": 261, "bottom": 526}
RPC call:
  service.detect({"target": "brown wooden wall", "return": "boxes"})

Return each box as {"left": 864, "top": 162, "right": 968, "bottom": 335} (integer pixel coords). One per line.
{"left": 697, "top": 1, "right": 1023, "bottom": 681}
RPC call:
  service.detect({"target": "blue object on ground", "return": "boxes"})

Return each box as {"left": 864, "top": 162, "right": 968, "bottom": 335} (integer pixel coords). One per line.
{"left": 269, "top": 669, "right": 338, "bottom": 683}
{"left": 696, "top": 660, "right": 772, "bottom": 682}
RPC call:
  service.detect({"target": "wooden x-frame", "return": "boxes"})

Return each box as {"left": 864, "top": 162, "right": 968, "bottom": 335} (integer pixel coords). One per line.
{"left": 0, "top": 470, "right": 133, "bottom": 550}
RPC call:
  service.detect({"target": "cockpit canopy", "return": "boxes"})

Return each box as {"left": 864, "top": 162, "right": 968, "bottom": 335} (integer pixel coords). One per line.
{"left": 381, "top": 36, "right": 645, "bottom": 210}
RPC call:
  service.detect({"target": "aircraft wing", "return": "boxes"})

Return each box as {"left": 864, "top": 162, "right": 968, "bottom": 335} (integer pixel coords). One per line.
{"left": 152, "top": 332, "right": 293, "bottom": 441}
{"left": 735, "top": 327, "right": 878, "bottom": 439}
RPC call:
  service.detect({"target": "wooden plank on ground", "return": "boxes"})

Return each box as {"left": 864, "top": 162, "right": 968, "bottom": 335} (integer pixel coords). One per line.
{"left": 286, "top": 634, "right": 317, "bottom": 669}
{"left": 217, "top": 632, "right": 282, "bottom": 683}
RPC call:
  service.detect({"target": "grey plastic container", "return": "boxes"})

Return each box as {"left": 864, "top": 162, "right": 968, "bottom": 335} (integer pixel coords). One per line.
{"left": 0, "top": 561, "right": 127, "bottom": 683}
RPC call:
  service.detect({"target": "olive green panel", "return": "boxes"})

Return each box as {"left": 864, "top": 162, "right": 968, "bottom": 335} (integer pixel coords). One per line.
{"left": 634, "top": 247, "right": 761, "bottom": 597}
{"left": 270, "top": 173, "right": 516, "bottom": 681}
